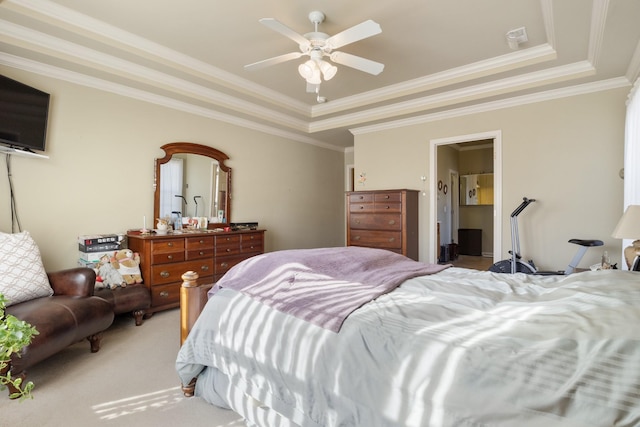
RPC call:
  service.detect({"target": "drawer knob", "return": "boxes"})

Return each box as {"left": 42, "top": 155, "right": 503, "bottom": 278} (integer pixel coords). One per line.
{"left": 355, "top": 220, "right": 360, "bottom": 224}
{"left": 353, "top": 236, "right": 361, "bottom": 241}
{"left": 221, "top": 262, "right": 228, "bottom": 268}
{"left": 201, "top": 265, "right": 209, "bottom": 271}
{"left": 199, "top": 251, "right": 205, "bottom": 255}
{"left": 226, "top": 248, "right": 231, "bottom": 252}
{"left": 167, "top": 255, "right": 173, "bottom": 260}
{"left": 160, "top": 271, "right": 170, "bottom": 278}
{"left": 388, "top": 237, "right": 395, "bottom": 242}
{"left": 385, "top": 205, "right": 390, "bottom": 209}
{"left": 384, "top": 195, "right": 390, "bottom": 199}
{"left": 167, "top": 242, "right": 173, "bottom": 247}
{"left": 388, "top": 220, "right": 396, "bottom": 225}
{"left": 359, "top": 205, "right": 364, "bottom": 210}
{"left": 160, "top": 291, "right": 169, "bottom": 298}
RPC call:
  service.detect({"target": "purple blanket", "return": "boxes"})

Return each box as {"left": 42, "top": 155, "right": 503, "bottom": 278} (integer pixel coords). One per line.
{"left": 213, "top": 246, "right": 450, "bottom": 332}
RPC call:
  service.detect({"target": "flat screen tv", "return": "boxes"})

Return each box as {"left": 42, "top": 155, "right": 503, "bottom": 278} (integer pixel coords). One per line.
{"left": 0, "top": 74, "right": 50, "bottom": 153}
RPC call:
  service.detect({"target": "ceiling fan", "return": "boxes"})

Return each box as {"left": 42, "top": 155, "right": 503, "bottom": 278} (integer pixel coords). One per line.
{"left": 244, "top": 11, "right": 384, "bottom": 93}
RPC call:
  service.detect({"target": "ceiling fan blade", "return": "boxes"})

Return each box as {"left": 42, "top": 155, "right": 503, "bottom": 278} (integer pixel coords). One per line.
{"left": 326, "top": 20, "right": 382, "bottom": 50}
{"left": 259, "top": 18, "right": 309, "bottom": 47}
{"left": 244, "top": 52, "right": 304, "bottom": 71}
{"left": 330, "top": 51, "right": 384, "bottom": 75}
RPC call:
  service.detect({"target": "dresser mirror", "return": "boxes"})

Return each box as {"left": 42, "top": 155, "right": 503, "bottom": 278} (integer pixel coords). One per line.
{"left": 154, "top": 142, "right": 231, "bottom": 227}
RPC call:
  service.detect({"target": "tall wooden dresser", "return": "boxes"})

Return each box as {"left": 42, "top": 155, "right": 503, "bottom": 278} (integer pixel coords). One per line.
{"left": 346, "top": 189, "right": 419, "bottom": 260}
{"left": 127, "top": 229, "right": 264, "bottom": 314}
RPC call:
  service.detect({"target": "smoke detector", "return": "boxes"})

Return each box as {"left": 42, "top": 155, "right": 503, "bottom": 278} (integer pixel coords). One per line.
{"left": 505, "top": 27, "right": 528, "bottom": 49}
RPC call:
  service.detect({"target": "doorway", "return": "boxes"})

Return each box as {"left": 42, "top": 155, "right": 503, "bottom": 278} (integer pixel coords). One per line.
{"left": 429, "top": 131, "right": 502, "bottom": 265}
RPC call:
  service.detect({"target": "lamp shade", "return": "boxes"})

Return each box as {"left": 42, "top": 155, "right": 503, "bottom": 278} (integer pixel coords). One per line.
{"left": 612, "top": 205, "right": 640, "bottom": 239}
{"left": 298, "top": 60, "right": 316, "bottom": 79}
{"left": 319, "top": 60, "right": 337, "bottom": 80}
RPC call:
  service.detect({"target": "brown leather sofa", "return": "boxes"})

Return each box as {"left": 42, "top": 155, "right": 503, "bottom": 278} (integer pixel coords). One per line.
{"left": 4, "top": 267, "right": 114, "bottom": 396}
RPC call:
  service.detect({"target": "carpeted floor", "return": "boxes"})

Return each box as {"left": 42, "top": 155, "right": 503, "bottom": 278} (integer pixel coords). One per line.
{"left": 1, "top": 309, "right": 245, "bottom": 426}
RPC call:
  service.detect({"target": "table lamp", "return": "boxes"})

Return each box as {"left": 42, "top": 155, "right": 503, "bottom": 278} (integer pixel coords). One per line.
{"left": 612, "top": 205, "right": 640, "bottom": 270}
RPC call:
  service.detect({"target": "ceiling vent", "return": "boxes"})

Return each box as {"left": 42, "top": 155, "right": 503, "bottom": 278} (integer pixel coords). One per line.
{"left": 505, "top": 27, "right": 528, "bottom": 49}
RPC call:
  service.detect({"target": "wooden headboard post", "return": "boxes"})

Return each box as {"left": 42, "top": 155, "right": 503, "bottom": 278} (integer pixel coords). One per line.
{"left": 180, "top": 271, "right": 202, "bottom": 345}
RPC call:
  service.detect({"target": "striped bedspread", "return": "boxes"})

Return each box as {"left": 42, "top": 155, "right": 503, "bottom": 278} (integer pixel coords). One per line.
{"left": 213, "top": 246, "right": 449, "bottom": 332}
{"left": 178, "top": 266, "right": 640, "bottom": 426}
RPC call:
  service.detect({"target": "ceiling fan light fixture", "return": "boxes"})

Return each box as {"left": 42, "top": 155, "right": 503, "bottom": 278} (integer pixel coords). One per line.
{"left": 298, "top": 60, "right": 316, "bottom": 79}
{"left": 319, "top": 60, "right": 337, "bottom": 80}
{"left": 307, "top": 67, "right": 322, "bottom": 84}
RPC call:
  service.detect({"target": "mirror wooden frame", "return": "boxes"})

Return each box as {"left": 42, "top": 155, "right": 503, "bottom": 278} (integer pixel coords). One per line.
{"left": 154, "top": 142, "right": 231, "bottom": 227}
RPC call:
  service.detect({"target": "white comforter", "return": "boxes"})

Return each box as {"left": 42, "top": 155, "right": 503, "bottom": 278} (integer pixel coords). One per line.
{"left": 176, "top": 268, "right": 640, "bottom": 427}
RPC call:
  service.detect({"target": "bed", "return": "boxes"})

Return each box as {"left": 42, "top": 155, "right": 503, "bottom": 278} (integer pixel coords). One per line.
{"left": 176, "top": 246, "right": 640, "bottom": 427}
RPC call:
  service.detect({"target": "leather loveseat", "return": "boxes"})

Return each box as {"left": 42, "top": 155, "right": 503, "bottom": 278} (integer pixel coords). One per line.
{"left": 4, "top": 267, "right": 114, "bottom": 396}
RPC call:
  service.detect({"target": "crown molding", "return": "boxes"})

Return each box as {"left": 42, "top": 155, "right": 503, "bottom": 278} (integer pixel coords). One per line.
{"left": 626, "top": 40, "right": 640, "bottom": 84}
{"left": 313, "top": 61, "right": 595, "bottom": 132}
{"left": 588, "top": 0, "right": 610, "bottom": 68}
{"left": 0, "top": 19, "right": 312, "bottom": 132}
{"left": 2, "top": 0, "right": 313, "bottom": 115}
{"left": 0, "top": 53, "right": 343, "bottom": 152}
{"left": 312, "top": 44, "right": 557, "bottom": 117}
{"left": 351, "top": 77, "right": 631, "bottom": 136}
{"left": 540, "top": 0, "right": 556, "bottom": 48}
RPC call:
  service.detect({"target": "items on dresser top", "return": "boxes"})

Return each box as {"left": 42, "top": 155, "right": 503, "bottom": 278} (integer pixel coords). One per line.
{"left": 346, "top": 189, "right": 419, "bottom": 260}
{"left": 127, "top": 229, "right": 265, "bottom": 314}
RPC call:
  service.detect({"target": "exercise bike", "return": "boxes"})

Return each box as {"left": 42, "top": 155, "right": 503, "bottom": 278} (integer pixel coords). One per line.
{"left": 489, "top": 197, "right": 603, "bottom": 274}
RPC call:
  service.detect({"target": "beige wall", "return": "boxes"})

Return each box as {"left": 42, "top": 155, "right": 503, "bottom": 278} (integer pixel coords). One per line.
{"left": 0, "top": 67, "right": 346, "bottom": 271}
{"left": 355, "top": 88, "right": 627, "bottom": 270}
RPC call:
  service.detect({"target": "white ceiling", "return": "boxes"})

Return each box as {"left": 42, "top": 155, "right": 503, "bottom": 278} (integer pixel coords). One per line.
{"left": 1, "top": 0, "right": 639, "bottom": 151}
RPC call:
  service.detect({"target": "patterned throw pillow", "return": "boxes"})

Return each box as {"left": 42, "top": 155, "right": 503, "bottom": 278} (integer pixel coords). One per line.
{"left": 0, "top": 231, "right": 53, "bottom": 306}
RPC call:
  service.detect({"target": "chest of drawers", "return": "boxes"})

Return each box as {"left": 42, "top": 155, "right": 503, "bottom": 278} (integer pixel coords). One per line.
{"left": 346, "top": 190, "right": 418, "bottom": 260}
{"left": 128, "top": 229, "right": 265, "bottom": 314}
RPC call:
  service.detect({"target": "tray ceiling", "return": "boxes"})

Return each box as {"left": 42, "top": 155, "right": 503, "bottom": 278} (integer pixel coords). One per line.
{"left": 1, "top": 0, "right": 639, "bottom": 150}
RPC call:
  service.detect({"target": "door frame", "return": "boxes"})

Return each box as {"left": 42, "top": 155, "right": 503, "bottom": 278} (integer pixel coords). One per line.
{"left": 429, "top": 130, "right": 503, "bottom": 263}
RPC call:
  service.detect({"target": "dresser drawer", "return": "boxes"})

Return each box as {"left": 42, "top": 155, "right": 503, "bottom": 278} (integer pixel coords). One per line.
{"left": 215, "top": 254, "right": 248, "bottom": 276}
{"left": 349, "top": 202, "right": 375, "bottom": 213}
{"left": 374, "top": 192, "right": 402, "bottom": 203}
{"left": 150, "top": 283, "right": 181, "bottom": 307}
{"left": 241, "top": 233, "right": 264, "bottom": 253}
{"left": 151, "top": 259, "right": 214, "bottom": 285}
{"left": 151, "top": 239, "right": 185, "bottom": 252}
{"left": 349, "top": 193, "right": 374, "bottom": 203}
{"left": 349, "top": 230, "right": 402, "bottom": 249}
{"left": 151, "top": 251, "right": 185, "bottom": 264}
{"left": 373, "top": 202, "right": 402, "bottom": 213}
{"left": 349, "top": 213, "right": 402, "bottom": 231}
{"left": 186, "top": 236, "right": 214, "bottom": 249}
{"left": 215, "top": 234, "right": 241, "bottom": 256}
{"left": 186, "top": 248, "right": 214, "bottom": 260}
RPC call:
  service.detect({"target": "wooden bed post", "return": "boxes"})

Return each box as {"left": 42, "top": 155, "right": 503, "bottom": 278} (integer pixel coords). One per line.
{"left": 180, "top": 271, "right": 201, "bottom": 345}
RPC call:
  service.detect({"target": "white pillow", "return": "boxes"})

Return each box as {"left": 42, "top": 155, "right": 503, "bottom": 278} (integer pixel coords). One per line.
{"left": 0, "top": 231, "right": 53, "bottom": 306}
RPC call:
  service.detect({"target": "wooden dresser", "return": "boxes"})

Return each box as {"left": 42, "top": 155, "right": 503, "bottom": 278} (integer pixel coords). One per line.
{"left": 346, "top": 189, "right": 419, "bottom": 260}
{"left": 127, "top": 229, "right": 265, "bottom": 314}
